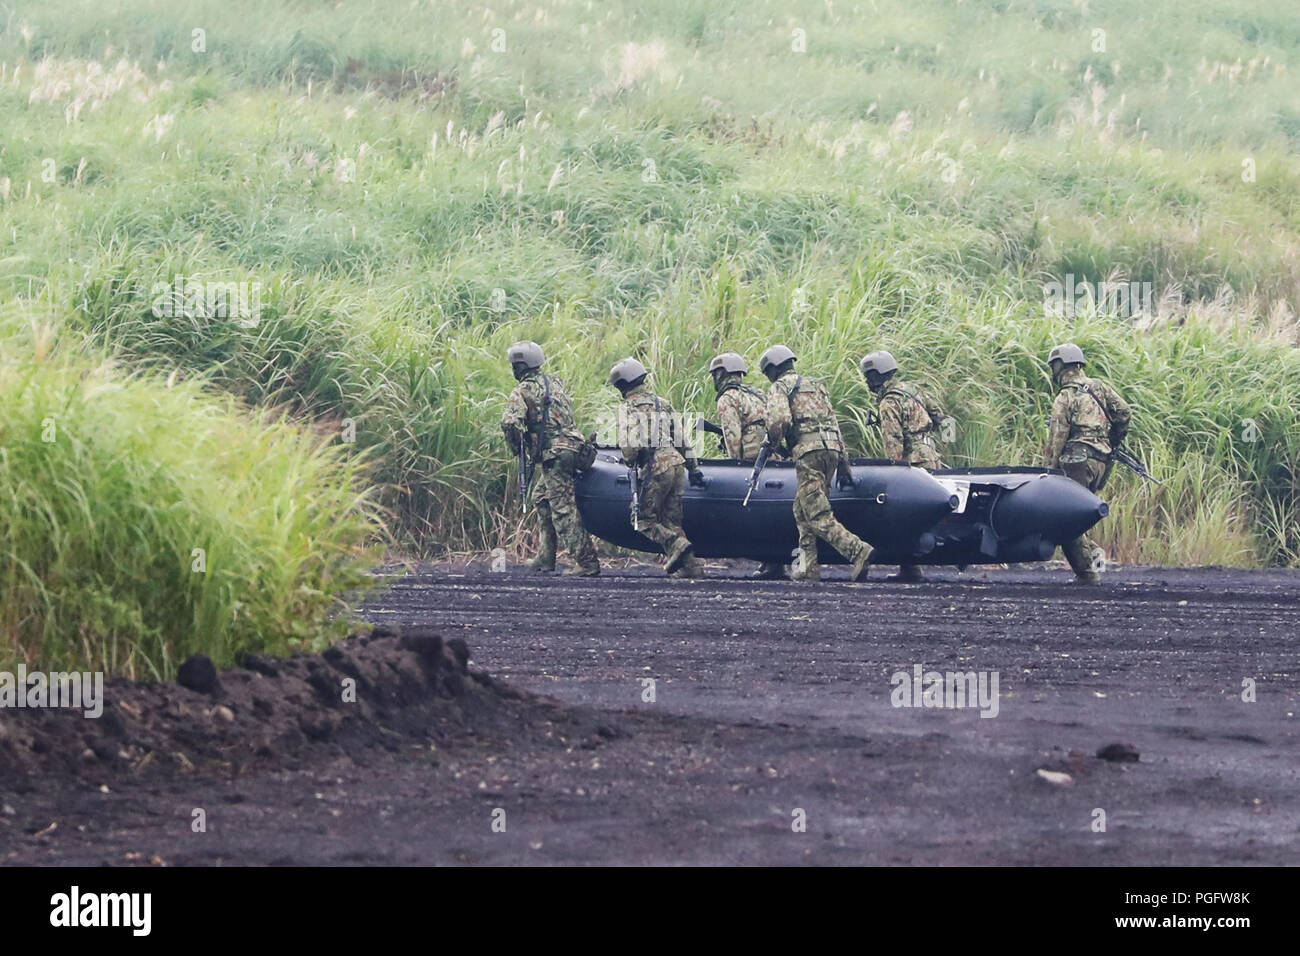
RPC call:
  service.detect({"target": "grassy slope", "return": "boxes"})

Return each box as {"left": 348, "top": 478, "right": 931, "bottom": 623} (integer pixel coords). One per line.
{"left": 1, "top": 0, "right": 1297, "bottom": 565}
{"left": 0, "top": 305, "right": 381, "bottom": 677}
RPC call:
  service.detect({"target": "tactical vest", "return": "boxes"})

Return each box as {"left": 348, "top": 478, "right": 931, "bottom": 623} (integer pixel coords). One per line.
{"left": 882, "top": 381, "right": 940, "bottom": 454}
{"left": 718, "top": 382, "right": 768, "bottom": 456}
{"left": 778, "top": 373, "right": 844, "bottom": 459}
{"left": 621, "top": 388, "right": 687, "bottom": 473}
{"left": 522, "top": 373, "right": 582, "bottom": 458}
{"left": 1060, "top": 379, "right": 1112, "bottom": 455}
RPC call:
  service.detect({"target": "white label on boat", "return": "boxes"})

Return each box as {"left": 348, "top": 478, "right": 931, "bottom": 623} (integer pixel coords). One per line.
{"left": 935, "top": 478, "right": 970, "bottom": 513}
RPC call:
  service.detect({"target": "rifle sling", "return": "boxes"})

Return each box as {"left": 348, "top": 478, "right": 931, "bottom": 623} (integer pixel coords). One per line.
{"left": 1066, "top": 379, "right": 1128, "bottom": 459}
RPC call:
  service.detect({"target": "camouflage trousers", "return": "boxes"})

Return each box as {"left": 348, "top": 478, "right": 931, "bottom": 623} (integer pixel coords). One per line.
{"left": 794, "top": 449, "right": 870, "bottom": 568}
{"left": 907, "top": 441, "right": 945, "bottom": 471}
{"left": 1060, "top": 457, "right": 1106, "bottom": 577}
{"left": 534, "top": 449, "right": 599, "bottom": 569}
{"left": 635, "top": 466, "right": 693, "bottom": 557}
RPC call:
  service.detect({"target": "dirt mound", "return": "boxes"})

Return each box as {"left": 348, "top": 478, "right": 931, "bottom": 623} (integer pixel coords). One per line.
{"left": 0, "top": 626, "right": 522, "bottom": 782}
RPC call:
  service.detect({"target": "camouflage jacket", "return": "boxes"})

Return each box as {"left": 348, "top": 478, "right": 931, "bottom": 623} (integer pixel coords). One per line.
{"left": 1045, "top": 367, "right": 1132, "bottom": 466}
{"left": 714, "top": 375, "right": 769, "bottom": 460}
{"left": 617, "top": 385, "right": 693, "bottom": 477}
{"left": 500, "top": 371, "right": 584, "bottom": 462}
{"left": 766, "top": 370, "right": 846, "bottom": 460}
{"left": 878, "top": 378, "right": 946, "bottom": 467}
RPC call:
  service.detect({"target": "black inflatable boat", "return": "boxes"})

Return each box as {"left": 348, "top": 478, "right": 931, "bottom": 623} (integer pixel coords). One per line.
{"left": 574, "top": 454, "right": 1109, "bottom": 567}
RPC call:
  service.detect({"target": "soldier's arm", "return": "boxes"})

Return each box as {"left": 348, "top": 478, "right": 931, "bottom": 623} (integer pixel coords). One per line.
{"left": 718, "top": 395, "right": 744, "bottom": 458}
{"left": 1044, "top": 393, "right": 1071, "bottom": 468}
{"left": 880, "top": 396, "right": 905, "bottom": 460}
{"left": 765, "top": 383, "right": 790, "bottom": 449}
{"left": 617, "top": 400, "right": 644, "bottom": 466}
{"left": 923, "top": 389, "right": 948, "bottom": 429}
{"left": 501, "top": 388, "right": 527, "bottom": 453}
{"left": 1106, "top": 382, "right": 1132, "bottom": 445}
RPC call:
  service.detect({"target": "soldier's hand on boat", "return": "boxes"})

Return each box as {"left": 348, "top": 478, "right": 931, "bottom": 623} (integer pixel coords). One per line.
{"left": 688, "top": 467, "right": 707, "bottom": 488}
{"left": 836, "top": 456, "right": 857, "bottom": 490}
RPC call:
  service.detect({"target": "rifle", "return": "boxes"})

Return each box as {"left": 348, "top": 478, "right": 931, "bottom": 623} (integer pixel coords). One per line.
{"left": 696, "top": 416, "right": 727, "bottom": 454}
{"left": 517, "top": 441, "right": 534, "bottom": 511}
{"left": 629, "top": 463, "right": 641, "bottom": 531}
{"left": 742, "top": 440, "right": 773, "bottom": 507}
{"left": 696, "top": 417, "right": 724, "bottom": 438}
{"left": 1112, "top": 444, "right": 1163, "bottom": 485}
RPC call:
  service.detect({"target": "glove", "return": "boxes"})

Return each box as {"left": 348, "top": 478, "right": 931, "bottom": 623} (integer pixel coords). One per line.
{"left": 688, "top": 468, "right": 706, "bottom": 488}
{"left": 836, "top": 458, "right": 855, "bottom": 490}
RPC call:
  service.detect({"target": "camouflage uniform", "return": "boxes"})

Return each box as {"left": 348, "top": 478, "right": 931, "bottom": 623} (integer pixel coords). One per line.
{"left": 766, "top": 371, "right": 871, "bottom": 577}
{"left": 1045, "top": 365, "right": 1131, "bottom": 578}
{"left": 714, "top": 374, "right": 770, "bottom": 460}
{"left": 878, "top": 379, "right": 947, "bottom": 470}
{"left": 501, "top": 370, "right": 599, "bottom": 573}
{"left": 715, "top": 372, "right": 785, "bottom": 578}
{"left": 873, "top": 377, "right": 948, "bottom": 581}
{"left": 617, "top": 384, "right": 702, "bottom": 576}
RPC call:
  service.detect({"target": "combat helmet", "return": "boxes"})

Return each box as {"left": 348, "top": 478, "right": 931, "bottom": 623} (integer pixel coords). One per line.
{"left": 609, "top": 357, "right": 649, "bottom": 389}
{"left": 859, "top": 350, "right": 899, "bottom": 377}
{"left": 758, "top": 344, "right": 797, "bottom": 376}
{"left": 506, "top": 340, "right": 545, "bottom": 369}
{"left": 1048, "top": 343, "right": 1086, "bottom": 367}
{"left": 708, "top": 352, "right": 748, "bottom": 374}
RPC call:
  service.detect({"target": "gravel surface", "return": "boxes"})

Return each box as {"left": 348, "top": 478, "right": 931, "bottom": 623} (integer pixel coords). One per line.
{"left": 3, "top": 561, "right": 1296, "bottom": 865}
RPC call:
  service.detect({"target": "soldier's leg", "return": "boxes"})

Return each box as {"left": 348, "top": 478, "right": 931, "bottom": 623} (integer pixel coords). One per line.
{"left": 791, "top": 462, "right": 821, "bottom": 581}
{"left": 634, "top": 469, "right": 673, "bottom": 549}
{"left": 660, "top": 468, "right": 697, "bottom": 573}
{"left": 639, "top": 468, "right": 692, "bottom": 573}
{"left": 545, "top": 452, "right": 600, "bottom": 575}
{"left": 528, "top": 479, "right": 557, "bottom": 571}
{"left": 801, "top": 451, "right": 872, "bottom": 578}
{"left": 1060, "top": 460, "right": 1105, "bottom": 582}
{"left": 889, "top": 564, "right": 927, "bottom": 583}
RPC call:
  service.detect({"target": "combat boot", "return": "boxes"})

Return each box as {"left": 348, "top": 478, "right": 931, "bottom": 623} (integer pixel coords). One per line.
{"left": 566, "top": 562, "right": 601, "bottom": 577}
{"left": 792, "top": 564, "right": 821, "bottom": 582}
{"left": 1072, "top": 571, "right": 1102, "bottom": 585}
{"left": 750, "top": 562, "right": 788, "bottom": 580}
{"left": 528, "top": 526, "right": 557, "bottom": 571}
{"left": 677, "top": 557, "right": 705, "bottom": 579}
{"left": 885, "top": 564, "right": 926, "bottom": 583}
{"left": 664, "top": 539, "right": 692, "bottom": 574}
{"left": 849, "top": 546, "right": 872, "bottom": 582}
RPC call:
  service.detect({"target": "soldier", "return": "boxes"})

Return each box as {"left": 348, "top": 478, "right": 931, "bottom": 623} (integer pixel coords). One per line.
{"left": 709, "top": 352, "right": 786, "bottom": 580}
{"left": 1043, "top": 343, "right": 1132, "bottom": 585}
{"left": 760, "top": 345, "right": 872, "bottom": 583}
{"left": 500, "top": 341, "right": 601, "bottom": 576}
{"left": 610, "top": 357, "right": 706, "bottom": 579}
{"left": 860, "top": 350, "right": 949, "bottom": 583}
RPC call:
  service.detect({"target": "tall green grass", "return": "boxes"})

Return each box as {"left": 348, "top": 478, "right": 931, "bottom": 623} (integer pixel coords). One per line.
{"left": 0, "top": 310, "right": 381, "bottom": 678}
{"left": 0, "top": 0, "right": 1298, "bottom": 572}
